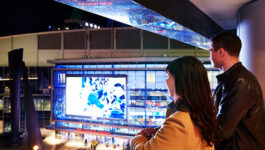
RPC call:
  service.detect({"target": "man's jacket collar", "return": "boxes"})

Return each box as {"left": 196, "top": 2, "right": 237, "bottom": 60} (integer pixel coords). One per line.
{"left": 216, "top": 62, "right": 242, "bottom": 83}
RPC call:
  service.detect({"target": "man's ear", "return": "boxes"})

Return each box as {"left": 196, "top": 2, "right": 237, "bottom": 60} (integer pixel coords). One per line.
{"left": 219, "top": 48, "right": 225, "bottom": 57}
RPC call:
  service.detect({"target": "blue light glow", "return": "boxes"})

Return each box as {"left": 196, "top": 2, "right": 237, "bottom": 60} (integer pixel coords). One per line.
{"left": 66, "top": 75, "right": 127, "bottom": 120}
{"left": 54, "top": 0, "right": 210, "bottom": 49}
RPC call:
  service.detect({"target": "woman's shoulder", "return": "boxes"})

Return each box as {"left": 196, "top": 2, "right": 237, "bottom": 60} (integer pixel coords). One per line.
{"left": 166, "top": 111, "right": 214, "bottom": 150}
{"left": 172, "top": 111, "right": 190, "bottom": 116}
{"left": 169, "top": 111, "right": 191, "bottom": 121}
{"left": 165, "top": 111, "right": 192, "bottom": 127}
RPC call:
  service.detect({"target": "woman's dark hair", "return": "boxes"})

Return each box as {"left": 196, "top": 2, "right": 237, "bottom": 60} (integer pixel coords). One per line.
{"left": 166, "top": 56, "right": 218, "bottom": 146}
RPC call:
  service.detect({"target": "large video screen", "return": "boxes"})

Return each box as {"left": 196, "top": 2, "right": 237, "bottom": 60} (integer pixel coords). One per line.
{"left": 55, "top": 0, "right": 210, "bottom": 49}
{"left": 65, "top": 75, "right": 127, "bottom": 120}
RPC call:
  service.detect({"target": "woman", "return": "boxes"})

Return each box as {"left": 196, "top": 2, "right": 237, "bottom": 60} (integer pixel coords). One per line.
{"left": 130, "top": 56, "right": 218, "bottom": 150}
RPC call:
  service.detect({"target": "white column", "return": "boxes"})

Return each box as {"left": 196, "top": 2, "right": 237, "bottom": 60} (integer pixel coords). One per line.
{"left": 237, "top": 0, "right": 265, "bottom": 99}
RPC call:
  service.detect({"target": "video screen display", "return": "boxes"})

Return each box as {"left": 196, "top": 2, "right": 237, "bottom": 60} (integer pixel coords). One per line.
{"left": 55, "top": 0, "right": 210, "bottom": 49}
{"left": 66, "top": 75, "right": 127, "bottom": 120}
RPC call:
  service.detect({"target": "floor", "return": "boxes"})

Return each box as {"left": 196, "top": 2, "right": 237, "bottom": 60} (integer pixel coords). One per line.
{"left": 0, "top": 128, "right": 128, "bottom": 150}
{"left": 41, "top": 128, "right": 127, "bottom": 150}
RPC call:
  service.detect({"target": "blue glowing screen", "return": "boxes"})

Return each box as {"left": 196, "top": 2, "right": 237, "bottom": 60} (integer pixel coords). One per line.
{"left": 66, "top": 75, "right": 127, "bottom": 120}
{"left": 54, "top": 0, "right": 210, "bottom": 49}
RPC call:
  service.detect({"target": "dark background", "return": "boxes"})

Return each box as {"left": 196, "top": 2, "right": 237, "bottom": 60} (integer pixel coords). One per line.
{"left": 0, "top": 0, "right": 128, "bottom": 37}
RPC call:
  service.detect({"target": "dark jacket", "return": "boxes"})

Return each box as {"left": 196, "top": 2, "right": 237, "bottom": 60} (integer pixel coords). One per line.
{"left": 214, "top": 62, "right": 265, "bottom": 150}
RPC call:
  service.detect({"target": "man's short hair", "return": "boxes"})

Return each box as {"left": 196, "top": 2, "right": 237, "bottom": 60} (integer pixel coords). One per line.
{"left": 211, "top": 31, "right": 242, "bottom": 57}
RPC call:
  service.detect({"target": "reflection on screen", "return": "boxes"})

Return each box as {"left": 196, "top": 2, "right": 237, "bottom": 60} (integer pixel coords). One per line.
{"left": 55, "top": 0, "right": 210, "bottom": 49}
{"left": 66, "top": 76, "right": 127, "bottom": 120}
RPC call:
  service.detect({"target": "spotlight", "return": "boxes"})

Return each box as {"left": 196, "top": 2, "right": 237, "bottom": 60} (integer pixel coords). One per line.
{"left": 33, "top": 145, "right": 39, "bottom": 150}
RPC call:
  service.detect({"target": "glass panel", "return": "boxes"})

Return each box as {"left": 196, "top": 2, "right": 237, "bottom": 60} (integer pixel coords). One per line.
{"left": 52, "top": 63, "right": 220, "bottom": 128}
{"left": 55, "top": 0, "right": 210, "bottom": 49}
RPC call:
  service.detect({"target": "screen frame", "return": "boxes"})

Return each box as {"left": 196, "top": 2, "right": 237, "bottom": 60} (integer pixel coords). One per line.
{"left": 65, "top": 74, "right": 128, "bottom": 121}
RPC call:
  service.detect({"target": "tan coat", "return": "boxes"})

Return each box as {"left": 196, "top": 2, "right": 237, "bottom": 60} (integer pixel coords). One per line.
{"left": 130, "top": 111, "right": 214, "bottom": 150}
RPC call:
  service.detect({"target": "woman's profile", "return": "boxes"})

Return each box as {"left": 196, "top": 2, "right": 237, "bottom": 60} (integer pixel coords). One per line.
{"left": 130, "top": 56, "right": 218, "bottom": 150}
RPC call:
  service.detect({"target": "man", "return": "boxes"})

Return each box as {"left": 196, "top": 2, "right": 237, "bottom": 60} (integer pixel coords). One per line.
{"left": 210, "top": 31, "right": 265, "bottom": 150}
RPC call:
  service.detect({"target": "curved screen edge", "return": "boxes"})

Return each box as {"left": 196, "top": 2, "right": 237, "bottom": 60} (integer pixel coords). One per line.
{"left": 54, "top": 0, "right": 210, "bottom": 50}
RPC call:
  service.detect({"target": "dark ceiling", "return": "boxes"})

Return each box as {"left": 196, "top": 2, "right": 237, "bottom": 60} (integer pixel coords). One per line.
{"left": 0, "top": 0, "right": 127, "bottom": 37}
{"left": 0, "top": 0, "right": 254, "bottom": 37}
